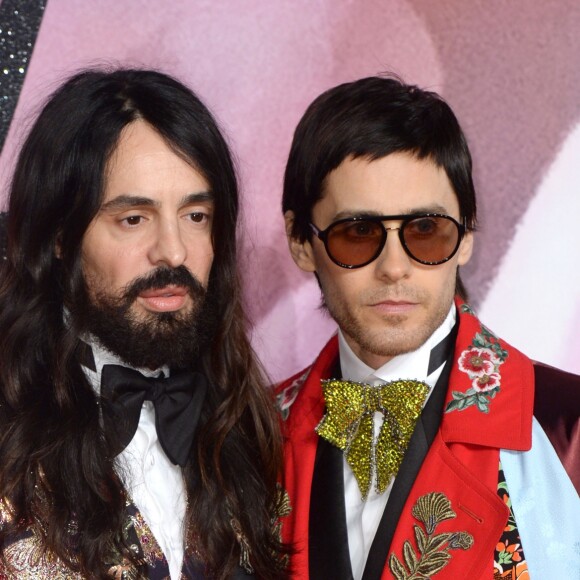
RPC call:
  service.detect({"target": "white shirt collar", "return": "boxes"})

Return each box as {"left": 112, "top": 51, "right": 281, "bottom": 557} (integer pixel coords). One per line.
{"left": 80, "top": 334, "right": 169, "bottom": 395}
{"left": 338, "top": 304, "right": 456, "bottom": 389}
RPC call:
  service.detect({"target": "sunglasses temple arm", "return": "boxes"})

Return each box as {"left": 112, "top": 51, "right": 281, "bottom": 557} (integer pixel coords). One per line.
{"left": 309, "top": 223, "right": 322, "bottom": 239}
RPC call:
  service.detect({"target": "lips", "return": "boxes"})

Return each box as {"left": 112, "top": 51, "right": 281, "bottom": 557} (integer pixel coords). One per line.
{"left": 137, "top": 285, "right": 189, "bottom": 312}
{"left": 370, "top": 299, "right": 418, "bottom": 314}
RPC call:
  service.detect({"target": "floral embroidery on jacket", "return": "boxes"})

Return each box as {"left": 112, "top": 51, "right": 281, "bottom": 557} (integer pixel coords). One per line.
{"left": 388, "top": 492, "right": 474, "bottom": 579}
{"left": 446, "top": 304, "right": 508, "bottom": 414}
{"left": 2, "top": 532, "right": 84, "bottom": 579}
{"left": 129, "top": 509, "right": 165, "bottom": 567}
{"left": 0, "top": 497, "right": 169, "bottom": 579}
{"left": 0, "top": 493, "right": 84, "bottom": 579}
{"left": 276, "top": 368, "right": 310, "bottom": 420}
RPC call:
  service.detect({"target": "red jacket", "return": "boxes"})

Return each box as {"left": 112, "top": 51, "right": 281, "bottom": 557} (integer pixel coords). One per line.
{"left": 276, "top": 301, "right": 535, "bottom": 579}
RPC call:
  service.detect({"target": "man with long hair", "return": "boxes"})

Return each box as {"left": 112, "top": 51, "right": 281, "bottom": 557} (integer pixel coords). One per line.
{"left": 0, "top": 69, "right": 286, "bottom": 579}
{"left": 277, "top": 76, "right": 579, "bottom": 578}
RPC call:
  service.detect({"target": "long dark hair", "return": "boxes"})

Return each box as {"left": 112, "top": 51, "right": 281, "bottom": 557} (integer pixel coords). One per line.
{"left": 0, "top": 69, "right": 285, "bottom": 578}
{"left": 283, "top": 75, "right": 477, "bottom": 299}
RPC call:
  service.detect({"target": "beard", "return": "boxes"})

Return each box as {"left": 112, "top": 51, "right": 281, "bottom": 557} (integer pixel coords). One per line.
{"left": 76, "top": 266, "right": 219, "bottom": 369}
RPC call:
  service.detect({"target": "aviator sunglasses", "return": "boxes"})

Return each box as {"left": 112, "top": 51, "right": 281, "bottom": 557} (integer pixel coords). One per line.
{"left": 309, "top": 213, "right": 466, "bottom": 269}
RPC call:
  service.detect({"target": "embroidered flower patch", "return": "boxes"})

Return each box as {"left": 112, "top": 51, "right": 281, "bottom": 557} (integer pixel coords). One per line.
{"left": 458, "top": 347, "right": 500, "bottom": 377}
{"left": 446, "top": 305, "right": 509, "bottom": 414}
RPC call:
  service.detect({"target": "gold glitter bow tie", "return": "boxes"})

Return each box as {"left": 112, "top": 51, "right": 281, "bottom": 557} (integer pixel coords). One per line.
{"left": 316, "top": 378, "right": 429, "bottom": 500}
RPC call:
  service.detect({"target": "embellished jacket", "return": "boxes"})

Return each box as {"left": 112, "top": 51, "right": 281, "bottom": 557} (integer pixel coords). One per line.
{"left": 0, "top": 497, "right": 210, "bottom": 579}
{"left": 276, "top": 300, "right": 580, "bottom": 579}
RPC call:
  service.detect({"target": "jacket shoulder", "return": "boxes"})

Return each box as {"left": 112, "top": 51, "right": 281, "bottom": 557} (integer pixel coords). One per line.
{"left": 533, "top": 361, "right": 580, "bottom": 494}
{"left": 533, "top": 361, "right": 580, "bottom": 423}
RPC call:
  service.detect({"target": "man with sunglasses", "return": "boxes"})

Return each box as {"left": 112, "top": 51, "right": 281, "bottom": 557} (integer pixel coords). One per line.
{"left": 277, "top": 76, "right": 579, "bottom": 579}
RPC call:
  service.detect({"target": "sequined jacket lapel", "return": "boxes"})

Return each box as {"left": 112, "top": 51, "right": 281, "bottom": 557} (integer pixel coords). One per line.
{"left": 276, "top": 299, "right": 535, "bottom": 579}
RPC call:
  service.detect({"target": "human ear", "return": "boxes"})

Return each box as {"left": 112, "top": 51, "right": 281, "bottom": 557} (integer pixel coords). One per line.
{"left": 284, "top": 211, "right": 316, "bottom": 273}
{"left": 457, "top": 231, "right": 474, "bottom": 266}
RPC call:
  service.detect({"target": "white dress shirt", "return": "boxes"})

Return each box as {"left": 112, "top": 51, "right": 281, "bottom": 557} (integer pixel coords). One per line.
{"left": 82, "top": 339, "right": 186, "bottom": 580}
{"left": 338, "top": 305, "right": 456, "bottom": 580}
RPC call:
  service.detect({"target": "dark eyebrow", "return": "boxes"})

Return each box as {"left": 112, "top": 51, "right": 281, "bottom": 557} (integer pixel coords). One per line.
{"left": 180, "top": 191, "right": 214, "bottom": 206}
{"left": 100, "top": 191, "right": 214, "bottom": 212}
{"left": 332, "top": 204, "right": 450, "bottom": 221}
{"left": 100, "top": 195, "right": 156, "bottom": 212}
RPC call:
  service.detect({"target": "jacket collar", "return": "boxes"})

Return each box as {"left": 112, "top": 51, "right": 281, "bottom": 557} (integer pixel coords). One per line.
{"left": 285, "top": 298, "right": 534, "bottom": 451}
{"left": 439, "top": 299, "right": 533, "bottom": 451}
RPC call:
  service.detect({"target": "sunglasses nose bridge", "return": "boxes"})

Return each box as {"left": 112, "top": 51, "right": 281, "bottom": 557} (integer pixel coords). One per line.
{"left": 378, "top": 216, "right": 407, "bottom": 235}
{"left": 377, "top": 222, "right": 410, "bottom": 259}
{"left": 383, "top": 224, "right": 403, "bottom": 232}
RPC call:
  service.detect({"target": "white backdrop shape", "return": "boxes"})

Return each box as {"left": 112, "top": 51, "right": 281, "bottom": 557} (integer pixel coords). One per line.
{"left": 479, "top": 120, "right": 580, "bottom": 374}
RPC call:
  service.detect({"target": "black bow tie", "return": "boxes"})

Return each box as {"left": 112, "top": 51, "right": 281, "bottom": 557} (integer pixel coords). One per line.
{"left": 100, "top": 364, "right": 208, "bottom": 466}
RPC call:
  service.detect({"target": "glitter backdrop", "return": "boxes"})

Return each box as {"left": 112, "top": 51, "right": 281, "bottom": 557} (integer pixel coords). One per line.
{"left": 0, "top": 0, "right": 46, "bottom": 153}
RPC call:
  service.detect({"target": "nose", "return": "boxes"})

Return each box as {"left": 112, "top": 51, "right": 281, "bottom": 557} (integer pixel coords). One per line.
{"left": 373, "top": 225, "right": 412, "bottom": 282}
{"left": 147, "top": 218, "right": 187, "bottom": 268}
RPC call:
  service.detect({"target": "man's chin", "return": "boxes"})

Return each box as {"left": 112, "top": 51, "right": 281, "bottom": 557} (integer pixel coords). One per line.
{"left": 77, "top": 300, "right": 208, "bottom": 369}
{"left": 130, "top": 302, "right": 194, "bottom": 323}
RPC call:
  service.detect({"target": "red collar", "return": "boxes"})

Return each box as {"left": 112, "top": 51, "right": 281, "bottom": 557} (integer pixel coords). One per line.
{"left": 282, "top": 298, "right": 534, "bottom": 451}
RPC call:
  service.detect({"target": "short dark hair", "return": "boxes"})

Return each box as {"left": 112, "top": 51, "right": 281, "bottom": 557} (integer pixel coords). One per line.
{"left": 282, "top": 76, "right": 476, "bottom": 297}
{"left": 1, "top": 69, "right": 285, "bottom": 578}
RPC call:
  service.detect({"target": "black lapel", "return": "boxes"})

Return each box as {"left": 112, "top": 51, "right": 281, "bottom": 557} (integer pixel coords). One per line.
{"left": 309, "top": 437, "right": 354, "bottom": 580}
{"left": 309, "top": 359, "right": 354, "bottom": 580}
{"left": 361, "top": 322, "right": 458, "bottom": 580}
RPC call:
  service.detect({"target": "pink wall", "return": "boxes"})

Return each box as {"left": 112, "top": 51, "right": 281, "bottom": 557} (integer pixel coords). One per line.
{"left": 1, "top": 0, "right": 578, "bottom": 379}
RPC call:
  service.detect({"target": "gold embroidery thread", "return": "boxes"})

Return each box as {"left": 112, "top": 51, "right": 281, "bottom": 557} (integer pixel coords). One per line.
{"left": 389, "top": 492, "right": 474, "bottom": 580}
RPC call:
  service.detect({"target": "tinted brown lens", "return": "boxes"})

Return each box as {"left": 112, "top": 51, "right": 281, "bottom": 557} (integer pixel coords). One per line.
{"left": 327, "top": 220, "right": 383, "bottom": 266}
{"left": 403, "top": 217, "right": 459, "bottom": 263}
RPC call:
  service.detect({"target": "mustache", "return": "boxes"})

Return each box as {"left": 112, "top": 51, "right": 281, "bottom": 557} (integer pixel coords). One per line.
{"left": 122, "top": 266, "right": 207, "bottom": 302}
{"left": 363, "top": 286, "right": 424, "bottom": 304}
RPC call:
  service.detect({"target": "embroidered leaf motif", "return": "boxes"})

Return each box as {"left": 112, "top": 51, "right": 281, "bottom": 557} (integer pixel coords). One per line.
{"left": 414, "top": 525, "right": 427, "bottom": 554}
{"left": 427, "top": 532, "right": 451, "bottom": 553}
{"left": 271, "top": 485, "right": 291, "bottom": 569}
{"left": 476, "top": 398, "right": 490, "bottom": 413}
{"left": 472, "top": 333, "right": 488, "bottom": 349}
{"left": 417, "top": 551, "right": 452, "bottom": 576}
{"left": 389, "top": 554, "right": 408, "bottom": 580}
{"left": 403, "top": 540, "right": 418, "bottom": 570}
{"left": 388, "top": 492, "right": 473, "bottom": 579}
{"left": 460, "top": 304, "right": 475, "bottom": 316}
{"left": 480, "top": 325, "right": 496, "bottom": 339}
